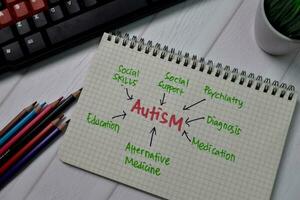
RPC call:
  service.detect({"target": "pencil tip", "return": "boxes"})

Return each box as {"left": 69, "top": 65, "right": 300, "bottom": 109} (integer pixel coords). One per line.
{"left": 53, "top": 114, "right": 64, "bottom": 125}
{"left": 57, "top": 97, "right": 64, "bottom": 103}
{"left": 36, "top": 102, "right": 46, "bottom": 111}
{"left": 59, "top": 119, "right": 70, "bottom": 132}
{"left": 60, "top": 116, "right": 66, "bottom": 123}
{"left": 29, "top": 101, "right": 38, "bottom": 110}
{"left": 72, "top": 88, "right": 83, "bottom": 99}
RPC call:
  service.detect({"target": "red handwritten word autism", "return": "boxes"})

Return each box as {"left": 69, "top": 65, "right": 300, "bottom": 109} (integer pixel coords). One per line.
{"left": 131, "top": 99, "right": 184, "bottom": 132}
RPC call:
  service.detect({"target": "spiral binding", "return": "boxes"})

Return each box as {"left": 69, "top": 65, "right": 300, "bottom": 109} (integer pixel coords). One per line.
{"left": 107, "top": 32, "right": 295, "bottom": 100}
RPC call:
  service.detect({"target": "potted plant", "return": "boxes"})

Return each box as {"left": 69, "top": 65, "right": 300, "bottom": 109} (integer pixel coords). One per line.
{"left": 255, "top": 0, "right": 300, "bottom": 55}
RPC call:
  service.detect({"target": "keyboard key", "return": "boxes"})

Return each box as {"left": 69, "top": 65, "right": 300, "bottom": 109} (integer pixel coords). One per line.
{"left": 32, "top": 12, "right": 47, "bottom": 28}
{"left": 4, "top": 0, "right": 18, "bottom": 6}
{"left": 2, "top": 41, "right": 24, "bottom": 61}
{"left": 16, "top": 19, "right": 31, "bottom": 35}
{"left": 29, "top": 0, "right": 47, "bottom": 14}
{"left": 0, "top": 0, "right": 179, "bottom": 71}
{"left": 0, "top": 0, "right": 4, "bottom": 9}
{"left": 24, "top": 32, "right": 46, "bottom": 53}
{"left": 0, "top": 9, "right": 13, "bottom": 28}
{"left": 65, "top": 0, "right": 80, "bottom": 14}
{"left": 49, "top": 0, "right": 59, "bottom": 4}
{"left": 49, "top": 5, "right": 64, "bottom": 21}
{"left": 0, "top": 27, "right": 14, "bottom": 44}
{"left": 11, "top": 2, "right": 30, "bottom": 21}
{"left": 47, "top": 0, "right": 148, "bottom": 44}
{"left": 83, "top": 0, "right": 97, "bottom": 7}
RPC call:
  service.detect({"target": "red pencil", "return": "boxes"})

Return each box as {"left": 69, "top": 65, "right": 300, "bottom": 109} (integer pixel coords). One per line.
{"left": 0, "top": 116, "right": 63, "bottom": 175}
{"left": 0, "top": 98, "right": 62, "bottom": 157}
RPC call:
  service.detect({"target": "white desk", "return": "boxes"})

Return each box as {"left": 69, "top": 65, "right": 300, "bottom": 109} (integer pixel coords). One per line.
{"left": 1, "top": 0, "right": 299, "bottom": 199}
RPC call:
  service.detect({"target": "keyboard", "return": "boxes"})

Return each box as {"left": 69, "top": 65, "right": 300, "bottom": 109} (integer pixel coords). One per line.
{"left": 0, "top": 0, "right": 184, "bottom": 73}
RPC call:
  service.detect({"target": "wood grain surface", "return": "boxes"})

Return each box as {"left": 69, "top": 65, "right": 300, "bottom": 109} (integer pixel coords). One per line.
{"left": 1, "top": 0, "right": 299, "bottom": 199}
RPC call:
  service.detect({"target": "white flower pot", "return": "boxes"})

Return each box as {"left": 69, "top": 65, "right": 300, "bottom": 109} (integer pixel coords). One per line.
{"left": 255, "top": 0, "right": 300, "bottom": 55}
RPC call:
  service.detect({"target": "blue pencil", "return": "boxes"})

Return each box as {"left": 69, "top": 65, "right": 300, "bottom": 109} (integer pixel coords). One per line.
{"left": 0, "top": 120, "right": 69, "bottom": 187}
{"left": 0, "top": 102, "right": 46, "bottom": 147}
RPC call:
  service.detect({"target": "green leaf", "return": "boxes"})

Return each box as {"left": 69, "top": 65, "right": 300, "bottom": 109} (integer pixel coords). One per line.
{"left": 264, "top": 0, "right": 300, "bottom": 39}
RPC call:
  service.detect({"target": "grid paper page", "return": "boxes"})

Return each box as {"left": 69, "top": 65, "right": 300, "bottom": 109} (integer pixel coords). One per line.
{"left": 59, "top": 33, "right": 297, "bottom": 200}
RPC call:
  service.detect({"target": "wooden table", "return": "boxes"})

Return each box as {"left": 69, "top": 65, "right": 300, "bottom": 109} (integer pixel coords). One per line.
{"left": 1, "top": 0, "right": 299, "bottom": 199}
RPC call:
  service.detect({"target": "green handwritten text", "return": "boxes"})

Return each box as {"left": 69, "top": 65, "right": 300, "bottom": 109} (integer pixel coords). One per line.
{"left": 204, "top": 85, "right": 245, "bottom": 109}
{"left": 192, "top": 137, "right": 236, "bottom": 162}
{"left": 124, "top": 156, "right": 161, "bottom": 176}
{"left": 158, "top": 72, "right": 189, "bottom": 96}
{"left": 86, "top": 113, "right": 120, "bottom": 133}
{"left": 207, "top": 115, "right": 241, "bottom": 136}
{"left": 112, "top": 65, "right": 140, "bottom": 87}
{"left": 125, "top": 142, "right": 171, "bottom": 166}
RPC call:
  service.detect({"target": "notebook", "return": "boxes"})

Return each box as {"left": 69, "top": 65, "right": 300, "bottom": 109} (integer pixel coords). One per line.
{"left": 59, "top": 32, "right": 297, "bottom": 200}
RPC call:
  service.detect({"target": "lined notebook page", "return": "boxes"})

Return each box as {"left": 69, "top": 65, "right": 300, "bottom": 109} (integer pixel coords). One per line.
{"left": 59, "top": 33, "right": 297, "bottom": 200}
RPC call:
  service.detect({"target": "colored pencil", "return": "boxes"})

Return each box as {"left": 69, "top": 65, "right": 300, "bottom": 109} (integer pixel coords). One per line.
{"left": 1, "top": 89, "right": 81, "bottom": 161}
{"left": 0, "top": 120, "right": 69, "bottom": 187}
{"left": 0, "top": 101, "right": 37, "bottom": 137}
{"left": 0, "top": 116, "right": 63, "bottom": 175}
{"left": 0, "top": 103, "right": 43, "bottom": 147}
{"left": 0, "top": 98, "right": 62, "bottom": 164}
{"left": 0, "top": 103, "right": 45, "bottom": 156}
